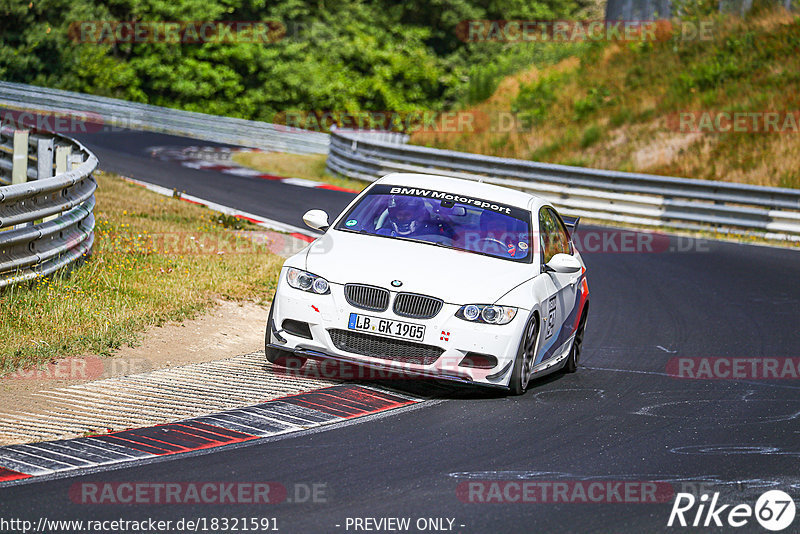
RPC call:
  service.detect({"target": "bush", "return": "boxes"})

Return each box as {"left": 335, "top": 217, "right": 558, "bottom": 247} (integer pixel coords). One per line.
{"left": 0, "top": 0, "right": 591, "bottom": 122}
{"left": 512, "top": 73, "right": 564, "bottom": 127}
{"left": 580, "top": 124, "right": 602, "bottom": 148}
{"left": 573, "top": 86, "right": 614, "bottom": 121}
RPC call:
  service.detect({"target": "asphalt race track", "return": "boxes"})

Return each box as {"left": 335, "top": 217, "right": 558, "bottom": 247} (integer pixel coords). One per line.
{"left": 1, "top": 128, "right": 798, "bottom": 532}
{"left": 71, "top": 128, "right": 355, "bottom": 230}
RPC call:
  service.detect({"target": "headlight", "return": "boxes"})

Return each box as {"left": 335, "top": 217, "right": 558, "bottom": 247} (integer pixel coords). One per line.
{"left": 463, "top": 304, "right": 480, "bottom": 321}
{"left": 456, "top": 304, "right": 517, "bottom": 325}
{"left": 286, "top": 268, "right": 330, "bottom": 295}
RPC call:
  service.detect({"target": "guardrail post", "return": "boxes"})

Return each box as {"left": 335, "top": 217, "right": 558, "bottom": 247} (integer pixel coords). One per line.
{"left": 12, "top": 130, "right": 29, "bottom": 184}
{"left": 55, "top": 145, "right": 71, "bottom": 175}
{"left": 37, "top": 138, "right": 54, "bottom": 180}
{"left": 69, "top": 153, "right": 83, "bottom": 170}
{"left": 47, "top": 145, "right": 74, "bottom": 223}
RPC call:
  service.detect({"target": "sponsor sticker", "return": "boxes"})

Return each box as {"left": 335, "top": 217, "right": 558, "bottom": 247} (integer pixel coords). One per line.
{"left": 545, "top": 297, "right": 556, "bottom": 340}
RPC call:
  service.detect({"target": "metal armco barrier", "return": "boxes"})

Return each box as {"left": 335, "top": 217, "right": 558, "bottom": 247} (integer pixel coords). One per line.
{"left": 0, "top": 81, "right": 329, "bottom": 155}
{"left": 605, "top": 0, "right": 794, "bottom": 20}
{"left": 326, "top": 128, "right": 800, "bottom": 240}
{"left": 0, "top": 128, "right": 97, "bottom": 288}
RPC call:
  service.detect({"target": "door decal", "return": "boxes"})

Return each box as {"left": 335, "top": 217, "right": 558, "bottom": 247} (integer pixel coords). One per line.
{"left": 545, "top": 296, "right": 556, "bottom": 340}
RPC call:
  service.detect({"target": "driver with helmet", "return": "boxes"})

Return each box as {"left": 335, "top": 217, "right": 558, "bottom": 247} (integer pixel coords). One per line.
{"left": 377, "top": 196, "right": 429, "bottom": 237}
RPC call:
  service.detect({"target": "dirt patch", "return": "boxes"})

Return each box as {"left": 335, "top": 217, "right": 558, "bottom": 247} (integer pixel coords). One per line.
{"left": 631, "top": 132, "right": 704, "bottom": 169}
{"left": 0, "top": 299, "right": 269, "bottom": 417}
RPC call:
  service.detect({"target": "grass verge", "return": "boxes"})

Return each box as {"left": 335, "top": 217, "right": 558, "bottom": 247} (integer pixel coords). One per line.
{"left": 0, "top": 171, "right": 284, "bottom": 376}
{"left": 231, "top": 151, "right": 369, "bottom": 192}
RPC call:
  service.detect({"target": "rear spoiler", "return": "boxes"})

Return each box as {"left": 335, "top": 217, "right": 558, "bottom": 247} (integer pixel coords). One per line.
{"left": 562, "top": 215, "right": 580, "bottom": 235}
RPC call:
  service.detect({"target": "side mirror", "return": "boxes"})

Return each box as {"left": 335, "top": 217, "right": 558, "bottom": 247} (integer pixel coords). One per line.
{"left": 545, "top": 253, "right": 582, "bottom": 274}
{"left": 303, "top": 209, "right": 330, "bottom": 231}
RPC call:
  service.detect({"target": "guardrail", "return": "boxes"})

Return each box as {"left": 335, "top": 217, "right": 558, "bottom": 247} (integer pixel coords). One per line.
{"left": 0, "top": 81, "right": 329, "bottom": 155}
{"left": 0, "top": 128, "right": 97, "bottom": 288}
{"left": 606, "top": 0, "right": 794, "bottom": 20}
{"left": 326, "top": 127, "right": 800, "bottom": 240}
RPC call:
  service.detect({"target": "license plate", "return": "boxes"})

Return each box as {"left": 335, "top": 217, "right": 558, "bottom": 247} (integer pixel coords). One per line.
{"left": 348, "top": 313, "right": 425, "bottom": 341}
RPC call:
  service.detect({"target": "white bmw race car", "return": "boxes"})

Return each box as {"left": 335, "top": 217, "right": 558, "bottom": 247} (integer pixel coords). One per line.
{"left": 265, "top": 173, "right": 589, "bottom": 394}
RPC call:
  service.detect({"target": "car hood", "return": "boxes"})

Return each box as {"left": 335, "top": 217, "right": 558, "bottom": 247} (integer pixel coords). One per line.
{"left": 302, "top": 230, "right": 534, "bottom": 304}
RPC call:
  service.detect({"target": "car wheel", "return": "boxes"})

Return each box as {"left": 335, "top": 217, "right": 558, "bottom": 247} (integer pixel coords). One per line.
{"left": 265, "top": 296, "right": 307, "bottom": 369}
{"left": 509, "top": 314, "right": 539, "bottom": 396}
{"left": 564, "top": 304, "right": 588, "bottom": 374}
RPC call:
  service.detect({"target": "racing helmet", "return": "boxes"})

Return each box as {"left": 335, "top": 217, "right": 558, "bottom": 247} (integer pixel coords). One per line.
{"left": 387, "top": 196, "right": 425, "bottom": 235}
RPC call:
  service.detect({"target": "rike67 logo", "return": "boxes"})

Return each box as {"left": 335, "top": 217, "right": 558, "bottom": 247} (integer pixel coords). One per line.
{"left": 668, "top": 490, "right": 796, "bottom": 531}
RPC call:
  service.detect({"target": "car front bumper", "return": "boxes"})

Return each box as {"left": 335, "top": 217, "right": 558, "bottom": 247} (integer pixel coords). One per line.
{"left": 268, "top": 276, "right": 528, "bottom": 388}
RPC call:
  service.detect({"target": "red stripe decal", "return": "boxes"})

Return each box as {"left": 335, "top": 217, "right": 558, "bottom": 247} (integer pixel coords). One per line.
{"left": 95, "top": 424, "right": 258, "bottom": 457}
{"left": 283, "top": 387, "right": 415, "bottom": 418}
{"left": 317, "top": 184, "right": 360, "bottom": 193}
{"left": 0, "top": 385, "right": 421, "bottom": 481}
{"left": 291, "top": 233, "right": 315, "bottom": 243}
{"left": 234, "top": 214, "right": 263, "bottom": 224}
{"left": 311, "top": 390, "right": 395, "bottom": 412}
{"left": 0, "top": 467, "right": 31, "bottom": 482}
{"left": 93, "top": 435, "right": 178, "bottom": 454}
{"left": 287, "top": 398, "right": 361, "bottom": 418}
{"left": 329, "top": 387, "right": 406, "bottom": 407}
{"left": 175, "top": 421, "right": 255, "bottom": 440}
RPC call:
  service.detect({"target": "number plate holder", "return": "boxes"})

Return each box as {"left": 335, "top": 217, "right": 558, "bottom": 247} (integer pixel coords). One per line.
{"left": 347, "top": 313, "right": 426, "bottom": 342}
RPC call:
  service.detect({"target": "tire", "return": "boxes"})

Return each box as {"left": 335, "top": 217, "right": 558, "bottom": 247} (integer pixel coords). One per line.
{"left": 265, "top": 297, "right": 307, "bottom": 370}
{"left": 564, "top": 304, "right": 588, "bottom": 374}
{"left": 508, "top": 314, "right": 540, "bottom": 396}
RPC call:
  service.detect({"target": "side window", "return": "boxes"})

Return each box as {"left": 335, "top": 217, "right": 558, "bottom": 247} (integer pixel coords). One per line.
{"left": 538, "top": 208, "right": 557, "bottom": 264}
{"left": 547, "top": 208, "right": 572, "bottom": 257}
{"left": 539, "top": 207, "right": 571, "bottom": 265}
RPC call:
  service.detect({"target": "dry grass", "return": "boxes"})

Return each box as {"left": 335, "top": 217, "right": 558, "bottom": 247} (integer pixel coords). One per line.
{"left": 410, "top": 10, "right": 800, "bottom": 188}
{"left": 411, "top": 57, "right": 582, "bottom": 158}
{"left": 232, "top": 151, "right": 369, "bottom": 192}
{"left": 0, "top": 172, "right": 284, "bottom": 376}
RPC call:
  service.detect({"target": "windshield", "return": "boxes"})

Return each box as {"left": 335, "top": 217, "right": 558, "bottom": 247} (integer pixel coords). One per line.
{"left": 334, "top": 184, "right": 532, "bottom": 262}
